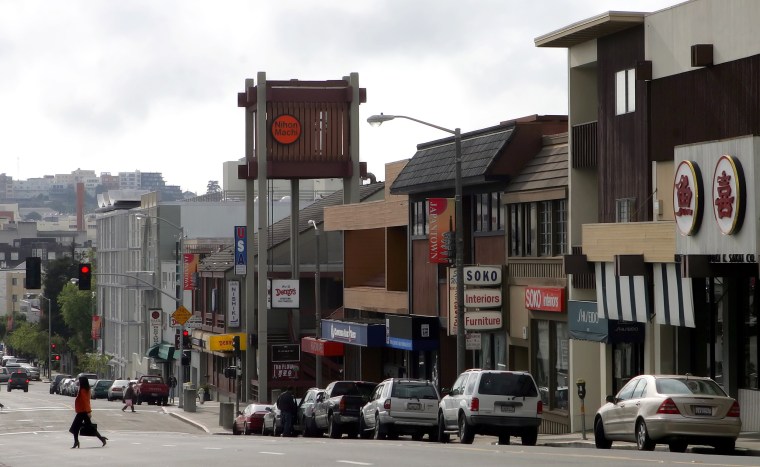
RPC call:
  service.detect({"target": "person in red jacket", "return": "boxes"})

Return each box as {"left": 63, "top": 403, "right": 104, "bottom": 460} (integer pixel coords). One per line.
{"left": 69, "top": 376, "right": 108, "bottom": 448}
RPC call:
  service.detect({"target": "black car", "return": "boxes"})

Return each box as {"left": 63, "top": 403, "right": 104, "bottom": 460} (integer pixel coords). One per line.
{"left": 50, "top": 374, "right": 72, "bottom": 394}
{"left": 8, "top": 369, "right": 30, "bottom": 392}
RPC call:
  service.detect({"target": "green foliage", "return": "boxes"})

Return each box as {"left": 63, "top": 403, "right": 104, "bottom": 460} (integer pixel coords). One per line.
{"left": 5, "top": 322, "right": 48, "bottom": 361}
{"left": 57, "top": 283, "right": 95, "bottom": 354}
{"left": 78, "top": 352, "right": 111, "bottom": 376}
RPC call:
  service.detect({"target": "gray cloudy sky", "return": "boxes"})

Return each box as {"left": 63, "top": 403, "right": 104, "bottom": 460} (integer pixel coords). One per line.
{"left": 0, "top": 0, "right": 681, "bottom": 194}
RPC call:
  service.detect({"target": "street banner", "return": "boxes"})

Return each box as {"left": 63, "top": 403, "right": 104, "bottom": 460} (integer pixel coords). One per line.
{"left": 234, "top": 225, "right": 247, "bottom": 275}
{"left": 228, "top": 280, "right": 240, "bottom": 327}
{"left": 428, "top": 198, "right": 455, "bottom": 264}
{"left": 183, "top": 254, "right": 199, "bottom": 290}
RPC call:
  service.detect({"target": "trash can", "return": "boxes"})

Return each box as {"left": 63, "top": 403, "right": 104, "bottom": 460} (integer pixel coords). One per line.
{"left": 184, "top": 389, "right": 197, "bottom": 413}
{"left": 219, "top": 402, "right": 234, "bottom": 429}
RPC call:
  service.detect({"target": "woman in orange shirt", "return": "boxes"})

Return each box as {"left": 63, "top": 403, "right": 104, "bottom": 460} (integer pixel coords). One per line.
{"left": 69, "top": 376, "right": 108, "bottom": 448}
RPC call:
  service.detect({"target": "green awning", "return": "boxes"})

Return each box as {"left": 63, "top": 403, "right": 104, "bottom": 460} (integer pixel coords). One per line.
{"left": 146, "top": 344, "right": 160, "bottom": 358}
{"left": 158, "top": 344, "right": 176, "bottom": 361}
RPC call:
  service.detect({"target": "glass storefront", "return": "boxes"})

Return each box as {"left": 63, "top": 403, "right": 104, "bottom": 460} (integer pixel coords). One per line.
{"left": 533, "top": 320, "right": 569, "bottom": 411}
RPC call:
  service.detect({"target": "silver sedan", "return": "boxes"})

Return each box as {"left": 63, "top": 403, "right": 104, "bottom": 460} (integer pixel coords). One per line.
{"left": 594, "top": 374, "right": 741, "bottom": 453}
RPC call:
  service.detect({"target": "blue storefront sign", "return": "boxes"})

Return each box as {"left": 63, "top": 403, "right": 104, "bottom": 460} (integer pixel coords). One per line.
{"left": 386, "top": 315, "right": 439, "bottom": 351}
{"left": 234, "top": 226, "right": 247, "bottom": 275}
{"left": 568, "top": 300, "right": 644, "bottom": 344}
{"left": 322, "top": 319, "right": 386, "bottom": 347}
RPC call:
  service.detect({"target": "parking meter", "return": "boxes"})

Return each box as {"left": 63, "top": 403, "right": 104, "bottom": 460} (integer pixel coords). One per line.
{"left": 576, "top": 378, "right": 586, "bottom": 400}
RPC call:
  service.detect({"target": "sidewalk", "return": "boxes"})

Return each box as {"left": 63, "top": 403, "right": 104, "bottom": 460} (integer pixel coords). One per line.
{"left": 162, "top": 402, "right": 760, "bottom": 455}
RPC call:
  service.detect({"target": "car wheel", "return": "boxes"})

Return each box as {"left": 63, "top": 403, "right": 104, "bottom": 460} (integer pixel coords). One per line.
{"left": 373, "top": 414, "right": 385, "bottom": 440}
{"left": 6, "top": 387, "right": 10, "bottom": 392}
{"left": 498, "top": 433, "right": 510, "bottom": 445}
{"left": 310, "top": 416, "right": 322, "bottom": 437}
{"left": 437, "top": 412, "right": 449, "bottom": 443}
{"left": 521, "top": 428, "right": 537, "bottom": 446}
{"left": 669, "top": 441, "right": 687, "bottom": 453}
{"left": 359, "top": 415, "right": 372, "bottom": 439}
{"left": 232, "top": 423, "right": 240, "bottom": 435}
{"left": 244, "top": 422, "right": 251, "bottom": 435}
{"left": 636, "top": 420, "right": 656, "bottom": 451}
{"left": 23, "top": 387, "right": 28, "bottom": 392}
{"left": 328, "top": 414, "right": 342, "bottom": 439}
{"left": 715, "top": 439, "right": 735, "bottom": 454}
{"left": 594, "top": 418, "right": 612, "bottom": 449}
{"left": 458, "top": 413, "right": 474, "bottom": 444}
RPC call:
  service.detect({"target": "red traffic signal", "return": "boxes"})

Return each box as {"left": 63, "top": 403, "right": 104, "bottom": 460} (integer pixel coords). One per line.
{"left": 51, "top": 343, "right": 56, "bottom": 350}
{"left": 53, "top": 354, "right": 61, "bottom": 361}
{"left": 78, "top": 263, "right": 92, "bottom": 290}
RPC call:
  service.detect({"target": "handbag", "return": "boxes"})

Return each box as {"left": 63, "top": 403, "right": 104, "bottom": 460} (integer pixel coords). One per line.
{"left": 79, "top": 423, "right": 98, "bottom": 437}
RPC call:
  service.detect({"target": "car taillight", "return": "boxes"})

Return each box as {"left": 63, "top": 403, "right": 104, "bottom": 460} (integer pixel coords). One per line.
{"left": 727, "top": 401, "right": 740, "bottom": 417}
{"left": 656, "top": 398, "right": 680, "bottom": 415}
{"left": 383, "top": 398, "right": 391, "bottom": 410}
{"left": 339, "top": 398, "right": 346, "bottom": 413}
{"left": 470, "top": 397, "right": 479, "bottom": 412}
{"left": 537, "top": 400, "right": 543, "bottom": 415}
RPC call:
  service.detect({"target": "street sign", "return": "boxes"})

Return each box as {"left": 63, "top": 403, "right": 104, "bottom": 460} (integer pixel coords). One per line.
{"left": 172, "top": 305, "right": 192, "bottom": 326}
{"left": 271, "top": 344, "right": 300, "bottom": 362}
{"left": 185, "top": 316, "right": 202, "bottom": 329}
{"left": 234, "top": 226, "right": 247, "bottom": 275}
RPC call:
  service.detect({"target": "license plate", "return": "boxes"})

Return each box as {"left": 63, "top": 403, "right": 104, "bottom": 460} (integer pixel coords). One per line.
{"left": 501, "top": 406, "right": 515, "bottom": 413}
{"left": 694, "top": 406, "right": 712, "bottom": 416}
{"left": 407, "top": 403, "right": 421, "bottom": 410}
{"left": 151, "top": 393, "right": 158, "bottom": 396}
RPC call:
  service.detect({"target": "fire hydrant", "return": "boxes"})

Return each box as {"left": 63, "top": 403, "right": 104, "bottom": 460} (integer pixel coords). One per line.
{"left": 198, "top": 386, "right": 205, "bottom": 404}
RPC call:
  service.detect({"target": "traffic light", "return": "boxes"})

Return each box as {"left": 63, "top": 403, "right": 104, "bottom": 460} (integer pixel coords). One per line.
{"left": 25, "top": 257, "right": 42, "bottom": 289}
{"left": 51, "top": 343, "right": 57, "bottom": 351}
{"left": 182, "top": 329, "right": 190, "bottom": 349}
{"left": 232, "top": 335, "right": 240, "bottom": 353}
{"left": 53, "top": 354, "right": 61, "bottom": 361}
{"left": 174, "top": 329, "right": 181, "bottom": 348}
{"left": 181, "top": 350, "right": 191, "bottom": 366}
{"left": 78, "top": 263, "right": 92, "bottom": 290}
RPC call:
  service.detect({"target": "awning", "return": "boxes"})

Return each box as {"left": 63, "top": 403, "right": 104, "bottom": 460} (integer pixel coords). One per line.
{"left": 385, "top": 315, "right": 439, "bottom": 351}
{"left": 321, "top": 319, "right": 386, "bottom": 347}
{"left": 653, "top": 263, "right": 695, "bottom": 327}
{"left": 301, "top": 337, "right": 344, "bottom": 356}
{"left": 158, "top": 344, "right": 176, "bottom": 361}
{"left": 145, "top": 344, "right": 160, "bottom": 358}
{"left": 595, "top": 262, "right": 649, "bottom": 323}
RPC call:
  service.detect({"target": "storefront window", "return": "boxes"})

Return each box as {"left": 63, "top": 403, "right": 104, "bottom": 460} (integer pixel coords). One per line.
{"left": 532, "top": 320, "right": 567, "bottom": 411}
{"left": 743, "top": 277, "right": 758, "bottom": 389}
{"left": 612, "top": 342, "right": 644, "bottom": 394}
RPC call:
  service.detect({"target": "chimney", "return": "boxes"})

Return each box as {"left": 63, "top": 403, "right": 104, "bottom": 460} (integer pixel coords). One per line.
{"left": 76, "top": 183, "right": 85, "bottom": 231}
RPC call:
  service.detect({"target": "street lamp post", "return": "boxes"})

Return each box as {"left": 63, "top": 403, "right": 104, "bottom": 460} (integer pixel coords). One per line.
{"left": 39, "top": 295, "right": 52, "bottom": 380}
{"left": 367, "top": 114, "right": 466, "bottom": 375}
{"left": 135, "top": 213, "right": 185, "bottom": 407}
{"left": 307, "top": 220, "right": 323, "bottom": 388}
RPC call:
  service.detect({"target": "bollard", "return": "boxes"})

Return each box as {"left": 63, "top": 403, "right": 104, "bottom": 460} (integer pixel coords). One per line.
{"left": 219, "top": 402, "right": 235, "bottom": 429}
{"left": 184, "top": 388, "right": 197, "bottom": 413}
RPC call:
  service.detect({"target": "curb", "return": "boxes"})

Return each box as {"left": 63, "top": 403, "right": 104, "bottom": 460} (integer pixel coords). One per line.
{"left": 162, "top": 407, "right": 210, "bottom": 434}
{"left": 540, "top": 440, "right": 758, "bottom": 456}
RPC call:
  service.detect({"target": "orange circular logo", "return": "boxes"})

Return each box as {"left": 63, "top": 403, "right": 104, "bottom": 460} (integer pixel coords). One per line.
{"left": 271, "top": 115, "right": 301, "bottom": 144}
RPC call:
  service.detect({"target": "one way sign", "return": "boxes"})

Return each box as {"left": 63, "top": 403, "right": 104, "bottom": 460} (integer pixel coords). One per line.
{"left": 235, "top": 226, "right": 247, "bottom": 275}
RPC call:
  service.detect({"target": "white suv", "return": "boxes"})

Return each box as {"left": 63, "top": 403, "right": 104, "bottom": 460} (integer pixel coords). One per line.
{"left": 360, "top": 378, "right": 440, "bottom": 441}
{"left": 438, "top": 369, "right": 543, "bottom": 445}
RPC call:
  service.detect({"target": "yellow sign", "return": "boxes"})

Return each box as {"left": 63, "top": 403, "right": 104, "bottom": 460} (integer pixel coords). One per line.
{"left": 172, "top": 306, "right": 192, "bottom": 326}
{"left": 209, "top": 333, "right": 247, "bottom": 352}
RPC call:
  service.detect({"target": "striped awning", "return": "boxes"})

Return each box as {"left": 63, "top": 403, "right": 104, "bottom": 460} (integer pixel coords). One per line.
{"left": 653, "top": 263, "right": 695, "bottom": 328}
{"left": 595, "top": 262, "right": 650, "bottom": 323}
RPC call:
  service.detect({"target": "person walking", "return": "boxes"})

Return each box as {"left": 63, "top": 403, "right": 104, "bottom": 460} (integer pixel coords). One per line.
{"left": 69, "top": 376, "right": 107, "bottom": 448}
{"left": 276, "top": 386, "right": 297, "bottom": 437}
{"left": 122, "top": 382, "right": 136, "bottom": 412}
{"left": 168, "top": 375, "right": 177, "bottom": 405}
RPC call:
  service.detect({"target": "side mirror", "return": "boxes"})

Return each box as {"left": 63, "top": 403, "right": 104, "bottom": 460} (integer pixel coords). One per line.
{"left": 441, "top": 387, "right": 450, "bottom": 395}
{"left": 316, "top": 394, "right": 324, "bottom": 402}
{"left": 266, "top": 407, "right": 272, "bottom": 412}
{"left": 237, "top": 411, "right": 242, "bottom": 416}
{"left": 605, "top": 395, "right": 615, "bottom": 404}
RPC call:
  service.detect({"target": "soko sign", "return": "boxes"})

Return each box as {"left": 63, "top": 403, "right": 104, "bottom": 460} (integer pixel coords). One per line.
{"left": 524, "top": 287, "right": 565, "bottom": 313}
{"left": 463, "top": 266, "right": 502, "bottom": 286}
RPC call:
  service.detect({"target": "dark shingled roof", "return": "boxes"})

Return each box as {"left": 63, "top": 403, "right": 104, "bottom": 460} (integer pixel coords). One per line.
{"left": 198, "top": 182, "right": 386, "bottom": 273}
{"left": 390, "top": 124, "right": 515, "bottom": 195}
{"left": 504, "top": 133, "right": 568, "bottom": 193}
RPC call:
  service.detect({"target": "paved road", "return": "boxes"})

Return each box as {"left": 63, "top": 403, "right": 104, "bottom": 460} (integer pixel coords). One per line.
{"left": 2, "top": 380, "right": 759, "bottom": 467}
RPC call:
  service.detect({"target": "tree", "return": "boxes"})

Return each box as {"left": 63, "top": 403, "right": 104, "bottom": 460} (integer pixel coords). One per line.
{"left": 5, "top": 322, "right": 47, "bottom": 361}
{"left": 41, "top": 256, "right": 79, "bottom": 340}
{"left": 206, "top": 180, "right": 221, "bottom": 194}
{"left": 57, "top": 283, "right": 94, "bottom": 355}
{"left": 25, "top": 211, "right": 42, "bottom": 221}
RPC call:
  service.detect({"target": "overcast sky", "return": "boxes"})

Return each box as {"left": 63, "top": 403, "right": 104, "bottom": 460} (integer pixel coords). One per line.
{"left": 0, "top": 0, "right": 682, "bottom": 195}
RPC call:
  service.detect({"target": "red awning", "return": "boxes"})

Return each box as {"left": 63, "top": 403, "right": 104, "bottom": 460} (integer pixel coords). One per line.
{"left": 301, "top": 337, "right": 344, "bottom": 357}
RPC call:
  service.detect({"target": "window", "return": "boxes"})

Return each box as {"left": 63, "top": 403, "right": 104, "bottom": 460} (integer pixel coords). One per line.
{"left": 616, "top": 198, "right": 636, "bottom": 222}
{"left": 615, "top": 68, "right": 636, "bottom": 115}
{"left": 411, "top": 200, "right": 429, "bottom": 237}
{"left": 475, "top": 192, "right": 503, "bottom": 233}
{"left": 11, "top": 278, "right": 17, "bottom": 286}
{"left": 509, "top": 199, "right": 566, "bottom": 257}
{"left": 533, "top": 320, "right": 569, "bottom": 411}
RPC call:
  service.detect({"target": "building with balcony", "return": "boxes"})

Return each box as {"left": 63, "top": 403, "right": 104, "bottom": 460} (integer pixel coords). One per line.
{"left": 537, "top": 0, "right": 760, "bottom": 432}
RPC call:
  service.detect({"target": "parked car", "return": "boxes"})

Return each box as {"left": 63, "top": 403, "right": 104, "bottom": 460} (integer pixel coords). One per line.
{"left": 135, "top": 374, "right": 170, "bottom": 405}
{"left": 438, "top": 369, "right": 542, "bottom": 445}
{"left": 313, "top": 380, "right": 378, "bottom": 438}
{"left": 594, "top": 374, "right": 741, "bottom": 453}
{"left": 360, "top": 378, "right": 440, "bottom": 441}
{"left": 262, "top": 399, "right": 302, "bottom": 436}
{"left": 59, "top": 378, "right": 75, "bottom": 396}
{"left": 233, "top": 403, "right": 272, "bottom": 435}
{"left": 0, "top": 367, "right": 10, "bottom": 384}
{"left": 297, "top": 388, "right": 325, "bottom": 437}
{"left": 108, "top": 379, "right": 132, "bottom": 401}
{"left": 50, "top": 374, "right": 72, "bottom": 394}
{"left": 19, "top": 364, "right": 40, "bottom": 381}
{"left": 7, "top": 369, "right": 30, "bottom": 392}
{"left": 91, "top": 379, "right": 113, "bottom": 399}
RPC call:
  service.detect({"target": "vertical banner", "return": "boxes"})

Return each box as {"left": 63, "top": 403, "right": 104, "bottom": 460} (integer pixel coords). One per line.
{"left": 428, "top": 198, "right": 455, "bottom": 264}
{"left": 447, "top": 267, "right": 459, "bottom": 336}
{"left": 149, "top": 308, "right": 161, "bottom": 346}
{"left": 234, "top": 225, "right": 247, "bottom": 275}
{"left": 228, "top": 280, "right": 240, "bottom": 327}
{"left": 183, "top": 253, "right": 199, "bottom": 290}
{"left": 91, "top": 316, "right": 102, "bottom": 340}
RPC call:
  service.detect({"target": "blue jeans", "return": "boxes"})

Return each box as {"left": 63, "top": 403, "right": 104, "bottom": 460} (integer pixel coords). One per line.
{"left": 281, "top": 412, "right": 294, "bottom": 436}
